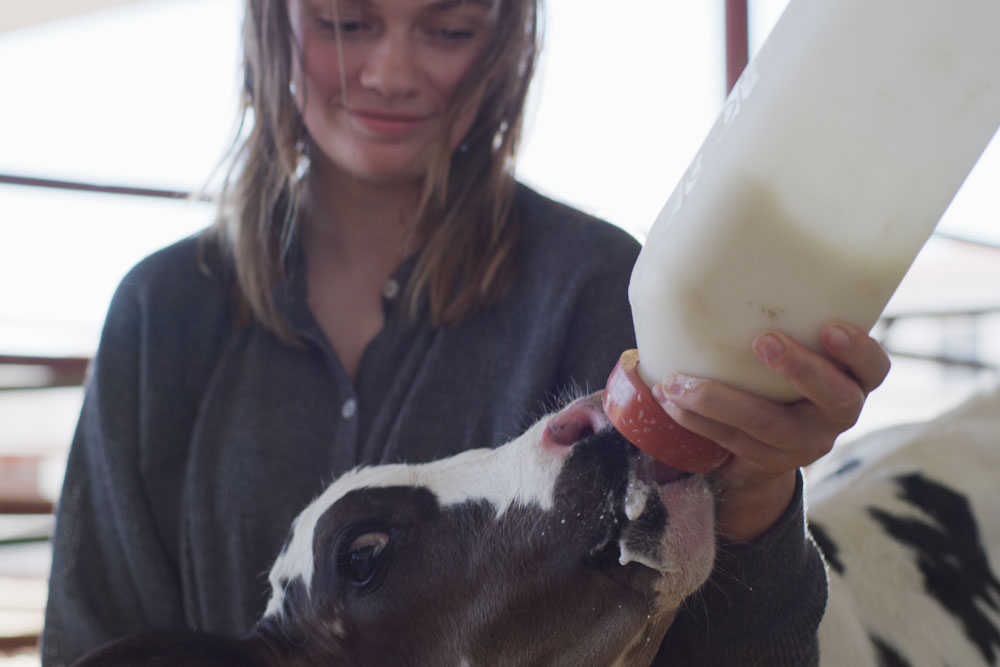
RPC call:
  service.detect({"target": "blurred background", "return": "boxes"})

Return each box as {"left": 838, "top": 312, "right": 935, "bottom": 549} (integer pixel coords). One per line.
{"left": 1, "top": 1, "right": 998, "bottom": 663}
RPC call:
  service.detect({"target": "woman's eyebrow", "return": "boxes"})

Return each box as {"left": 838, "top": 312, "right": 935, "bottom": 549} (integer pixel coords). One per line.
{"left": 424, "top": 0, "right": 494, "bottom": 13}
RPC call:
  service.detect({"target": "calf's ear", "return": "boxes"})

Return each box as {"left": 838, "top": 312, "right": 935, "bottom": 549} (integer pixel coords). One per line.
{"left": 255, "top": 576, "right": 314, "bottom": 645}
{"left": 254, "top": 582, "right": 354, "bottom": 665}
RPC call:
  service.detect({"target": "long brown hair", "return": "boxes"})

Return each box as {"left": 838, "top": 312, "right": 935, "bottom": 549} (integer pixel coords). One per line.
{"left": 209, "top": 0, "right": 541, "bottom": 341}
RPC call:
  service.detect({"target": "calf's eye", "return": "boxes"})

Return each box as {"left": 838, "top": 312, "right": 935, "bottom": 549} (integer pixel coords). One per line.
{"left": 342, "top": 531, "right": 390, "bottom": 585}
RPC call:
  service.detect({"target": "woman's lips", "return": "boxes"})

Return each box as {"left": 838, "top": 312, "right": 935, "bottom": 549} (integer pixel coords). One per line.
{"left": 348, "top": 109, "right": 432, "bottom": 138}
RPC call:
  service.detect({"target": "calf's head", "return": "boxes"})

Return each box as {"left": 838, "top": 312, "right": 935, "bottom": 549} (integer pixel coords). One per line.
{"left": 258, "top": 392, "right": 717, "bottom": 666}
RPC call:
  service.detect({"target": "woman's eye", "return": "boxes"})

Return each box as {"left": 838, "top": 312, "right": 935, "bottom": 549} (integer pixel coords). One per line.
{"left": 426, "top": 26, "right": 477, "bottom": 44}
{"left": 339, "top": 20, "right": 369, "bottom": 35}
{"left": 316, "top": 18, "right": 371, "bottom": 37}
{"left": 341, "top": 531, "right": 390, "bottom": 585}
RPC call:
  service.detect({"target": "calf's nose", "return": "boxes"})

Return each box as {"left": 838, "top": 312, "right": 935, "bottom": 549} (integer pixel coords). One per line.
{"left": 542, "top": 392, "right": 611, "bottom": 447}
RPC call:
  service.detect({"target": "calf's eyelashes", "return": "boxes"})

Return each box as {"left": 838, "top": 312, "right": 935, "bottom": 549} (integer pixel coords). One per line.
{"left": 338, "top": 529, "right": 392, "bottom": 587}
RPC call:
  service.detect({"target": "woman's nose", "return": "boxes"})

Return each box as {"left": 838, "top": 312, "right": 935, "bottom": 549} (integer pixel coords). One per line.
{"left": 358, "top": 30, "right": 419, "bottom": 99}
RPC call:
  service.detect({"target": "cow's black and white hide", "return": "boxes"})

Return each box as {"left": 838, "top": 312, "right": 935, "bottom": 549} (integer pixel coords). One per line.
{"left": 809, "top": 383, "right": 1000, "bottom": 667}
{"left": 73, "top": 383, "right": 1000, "bottom": 667}
{"left": 72, "top": 394, "right": 716, "bottom": 667}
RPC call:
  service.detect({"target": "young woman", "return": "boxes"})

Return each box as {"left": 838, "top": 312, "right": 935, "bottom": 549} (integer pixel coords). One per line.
{"left": 42, "top": 0, "right": 890, "bottom": 664}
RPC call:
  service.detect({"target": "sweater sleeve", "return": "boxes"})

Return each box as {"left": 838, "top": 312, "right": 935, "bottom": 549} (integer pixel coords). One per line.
{"left": 41, "top": 236, "right": 231, "bottom": 666}
{"left": 654, "top": 471, "right": 827, "bottom": 666}
{"left": 41, "top": 273, "right": 190, "bottom": 666}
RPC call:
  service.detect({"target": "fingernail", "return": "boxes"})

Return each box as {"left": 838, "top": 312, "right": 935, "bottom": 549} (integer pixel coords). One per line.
{"left": 754, "top": 333, "right": 785, "bottom": 364}
{"left": 652, "top": 384, "right": 680, "bottom": 412}
{"left": 825, "top": 324, "right": 851, "bottom": 350}
{"left": 653, "top": 380, "right": 682, "bottom": 402}
{"left": 654, "top": 373, "right": 699, "bottom": 401}
{"left": 652, "top": 383, "right": 670, "bottom": 402}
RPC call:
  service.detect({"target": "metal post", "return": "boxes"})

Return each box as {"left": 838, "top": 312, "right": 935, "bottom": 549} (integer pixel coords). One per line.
{"left": 725, "top": 0, "right": 749, "bottom": 94}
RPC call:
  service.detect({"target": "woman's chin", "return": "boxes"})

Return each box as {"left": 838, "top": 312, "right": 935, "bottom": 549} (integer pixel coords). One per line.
{"left": 320, "top": 152, "right": 431, "bottom": 190}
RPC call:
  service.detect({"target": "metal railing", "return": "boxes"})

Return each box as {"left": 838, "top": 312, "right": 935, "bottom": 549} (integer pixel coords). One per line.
{"left": 0, "top": 172, "right": 208, "bottom": 201}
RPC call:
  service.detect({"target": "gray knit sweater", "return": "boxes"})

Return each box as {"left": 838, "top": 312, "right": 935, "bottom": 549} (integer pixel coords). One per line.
{"left": 42, "top": 184, "right": 825, "bottom": 665}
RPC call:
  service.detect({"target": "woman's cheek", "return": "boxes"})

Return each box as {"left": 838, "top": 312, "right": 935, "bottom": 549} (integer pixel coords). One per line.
{"left": 300, "top": 38, "right": 348, "bottom": 98}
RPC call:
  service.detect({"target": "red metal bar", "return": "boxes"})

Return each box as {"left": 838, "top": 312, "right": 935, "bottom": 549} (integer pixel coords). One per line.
{"left": 0, "top": 355, "right": 90, "bottom": 369}
{"left": 0, "top": 355, "right": 90, "bottom": 391}
{"left": 0, "top": 634, "right": 41, "bottom": 654}
{"left": 725, "top": 0, "right": 750, "bottom": 94}
{"left": 0, "top": 173, "right": 210, "bottom": 202}
{"left": 0, "top": 500, "right": 54, "bottom": 515}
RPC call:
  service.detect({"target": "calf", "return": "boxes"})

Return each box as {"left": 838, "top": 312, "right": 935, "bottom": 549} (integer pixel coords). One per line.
{"left": 73, "top": 385, "right": 1000, "bottom": 666}
{"left": 810, "top": 384, "right": 1000, "bottom": 666}
{"left": 72, "top": 393, "right": 716, "bottom": 666}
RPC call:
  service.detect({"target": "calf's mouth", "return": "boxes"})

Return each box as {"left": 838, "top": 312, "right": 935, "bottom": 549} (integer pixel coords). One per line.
{"left": 552, "top": 420, "right": 715, "bottom": 586}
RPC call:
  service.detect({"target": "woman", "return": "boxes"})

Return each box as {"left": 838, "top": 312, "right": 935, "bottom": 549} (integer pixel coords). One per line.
{"left": 42, "top": 0, "right": 890, "bottom": 664}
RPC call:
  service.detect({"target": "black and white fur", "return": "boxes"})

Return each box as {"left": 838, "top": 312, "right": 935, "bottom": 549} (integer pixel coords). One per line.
{"left": 72, "top": 394, "right": 716, "bottom": 666}
{"left": 71, "top": 385, "right": 1000, "bottom": 666}
{"left": 810, "top": 384, "right": 1000, "bottom": 666}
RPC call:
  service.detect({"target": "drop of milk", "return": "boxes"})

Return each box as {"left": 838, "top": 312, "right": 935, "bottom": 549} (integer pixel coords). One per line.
{"left": 618, "top": 543, "right": 662, "bottom": 570}
{"left": 624, "top": 480, "right": 650, "bottom": 521}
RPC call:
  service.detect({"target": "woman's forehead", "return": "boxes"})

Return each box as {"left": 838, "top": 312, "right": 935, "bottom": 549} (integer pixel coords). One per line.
{"left": 306, "top": 0, "right": 497, "bottom": 11}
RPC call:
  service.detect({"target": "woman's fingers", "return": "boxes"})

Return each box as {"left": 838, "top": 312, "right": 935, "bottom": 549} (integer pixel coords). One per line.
{"left": 819, "top": 321, "right": 892, "bottom": 394}
{"left": 650, "top": 321, "right": 891, "bottom": 483}
{"left": 657, "top": 376, "right": 792, "bottom": 451}
{"left": 752, "top": 330, "right": 865, "bottom": 430}
{"left": 652, "top": 322, "right": 891, "bottom": 468}
{"left": 648, "top": 322, "right": 892, "bottom": 541}
{"left": 654, "top": 375, "right": 830, "bottom": 468}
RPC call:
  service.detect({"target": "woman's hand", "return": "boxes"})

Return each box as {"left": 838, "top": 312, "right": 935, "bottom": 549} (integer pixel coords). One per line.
{"left": 650, "top": 321, "right": 891, "bottom": 542}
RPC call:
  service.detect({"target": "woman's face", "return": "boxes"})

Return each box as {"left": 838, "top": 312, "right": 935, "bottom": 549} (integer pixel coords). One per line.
{"left": 287, "top": 0, "right": 496, "bottom": 186}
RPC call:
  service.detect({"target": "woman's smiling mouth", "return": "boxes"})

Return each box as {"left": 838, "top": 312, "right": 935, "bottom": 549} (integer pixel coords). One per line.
{"left": 348, "top": 109, "right": 434, "bottom": 139}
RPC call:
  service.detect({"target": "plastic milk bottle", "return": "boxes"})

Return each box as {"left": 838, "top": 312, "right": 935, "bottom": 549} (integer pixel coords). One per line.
{"left": 629, "top": 0, "right": 1000, "bottom": 401}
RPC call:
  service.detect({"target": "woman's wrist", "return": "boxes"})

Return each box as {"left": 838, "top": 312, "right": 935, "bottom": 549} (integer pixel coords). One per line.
{"left": 715, "top": 469, "right": 798, "bottom": 542}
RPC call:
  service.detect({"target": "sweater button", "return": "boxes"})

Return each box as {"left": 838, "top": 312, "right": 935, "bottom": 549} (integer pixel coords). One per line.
{"left": 341, "top": 398, "right": 357, "bottom": 419}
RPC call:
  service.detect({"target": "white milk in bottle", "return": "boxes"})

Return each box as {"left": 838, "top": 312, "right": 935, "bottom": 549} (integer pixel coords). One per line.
{"left": 630, "top": 0, "right": 1000, "bottom": 401}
